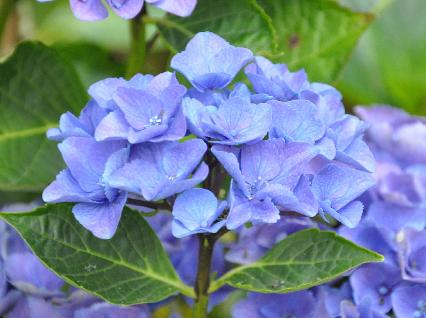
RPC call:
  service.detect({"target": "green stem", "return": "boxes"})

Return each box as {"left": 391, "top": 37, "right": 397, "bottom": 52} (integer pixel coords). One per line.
{"left": 193, "top": 235, "right": 215, "bottom": 318}
{"left": 0, "top": 0, "right": 17, "bottom": 44}
{"left": 126, "top": 10, "right": 146, "bottom": 78}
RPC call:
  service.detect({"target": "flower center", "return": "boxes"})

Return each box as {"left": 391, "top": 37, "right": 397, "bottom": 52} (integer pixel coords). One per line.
{"left": 149, "top": 115, "right": 162, "bottom": 126}
{"left": 414, "top": 300, "right": 426, "bottom": 318}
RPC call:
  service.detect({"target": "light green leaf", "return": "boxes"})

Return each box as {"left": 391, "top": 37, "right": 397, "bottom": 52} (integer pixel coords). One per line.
{"left": 1, "top": 204, "right": 194, "bottom": 304}
{"left": 0, "top": 42, "right": 87, "bottom": 191}
{"left": 337, "top": 0, "right": 426, "bottom": 115}
{"left": 256, "top": 0, "right": 374, "bottom": 82}
{"left": 156, "top": 0, "right": 277, "bottom": 55}
{"left": 209, "top": 228, "right": 383, "bottom": 293}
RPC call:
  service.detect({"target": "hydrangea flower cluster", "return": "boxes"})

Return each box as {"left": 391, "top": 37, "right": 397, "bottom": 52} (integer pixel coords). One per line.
{"left": 37, "top": 0, "right": 197, "bottom": 21}
{"left": 229, "top": 106, "right": 426, "bottom": 318}
{"left": 43, "top": 31, "right": 375, "bottom": 240}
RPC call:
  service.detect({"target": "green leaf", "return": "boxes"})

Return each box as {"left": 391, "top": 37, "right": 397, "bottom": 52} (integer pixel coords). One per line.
{"left": 209, "top": 228, "right": 383, "bottom": 293}
{"left": 156, "top": 0, "right": 277, "bottom": 55}
{"left": 256, "top": 0, "right": 374, "bottom": 82}
{"left": 337, "top": 0, "right": 426, "bottom": 115}
{"left": 1, "top": 204, "right": 194, "bottom": 304}
{"left": 0, "top": 42, "right": 86, "bottom": 191}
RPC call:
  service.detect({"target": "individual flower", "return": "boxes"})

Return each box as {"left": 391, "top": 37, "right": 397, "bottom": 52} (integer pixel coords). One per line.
{"left": 95, "top": 72, "right": 187, "bottom": 144}
{"left": 43, "top": 137, "right": 128, "bottom": 239}
{"left": 327, "top": 115, "right": 375, "bottom": 172}
{"left": 47, "top": 100, "right": 108, "bottom": 142}
{"left": 356, "top": 105, "right": 426, "bottom": 167}
{"left": 245, "top": 56, "right": 308, "bottom": 101}
{"left": 397, "top": 228, "right": 426, "bottom": 283}
{"left": 183, "top": 95, "right": 272, "bottom": 145}
{"left": 311, "top": 163, "right": 376, "bottom": 228}
{"left": 350, "top": 262, "right": 402, "bottom": 314}
{"left": 232, "top": 291, "right": 321, "bottom": 318}
{"left": 47, "top": 0, "right": 197, "bottom": 21}
{"left": 392, "top": 285, "right": 426, "bottom": 318}
{"left": 212, "top": 140, "right": 318, "bottom": 229}
{"left": 171, "top": 32, "right": 253, "bottom": 91}
{"left": 109, "top": 139, "right": 208, "bottom": 201}
{"left": 172, "top": 188, "right": 227, "bottom": 238}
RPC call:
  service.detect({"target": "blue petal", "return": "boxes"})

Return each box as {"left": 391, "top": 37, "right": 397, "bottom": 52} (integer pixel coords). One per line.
{"left": 69, "top": 0, "right": 108, "bottom": 21}
{"left": 105, "top": 0, "right": 143, "bottom": 19}
{"left": 146, "top": 0, "right": 197, "bottom": 17}
{"left": 72, "top": 191, "right": 127, "bottom": 239}
{"left": 312, "top": 163, "right": 375, "bottom": 210}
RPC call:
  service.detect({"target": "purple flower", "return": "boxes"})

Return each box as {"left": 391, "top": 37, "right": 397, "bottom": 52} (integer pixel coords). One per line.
{"left": 172, "top": 188, "right": 227, "bottom": 238}
{"left": 232, "top": 291, "right": 321, "bottom": 318}
{"left": 212, "top": 140, "right": 318, "bottom": 229}
{"left": 398, "top": 228, "right": 426, "bottom": 283}
{"left": 328, "top": 115, "right": 375, "bottom": 172}
{"left": 43, "top": 137, "right": 128, "bottom": 239}
{"left": 171, "top": 32, "right": 253, "bottom": 91}
{"left": 183, "top": 95, "right": 272, "bottom": 145}
{"left": 312, "top": 163, "right": 376, "bottom": 228}
{"left": 47, "top": 100, "right": 108, "bottom": 142}
{"left": 245, "top": 56, "right": 308, "bottom": 101}
{"left": 392, "top": 285, "right": 426, "bottom": 318}
{"left": 356, "top": 105, "right": 426, "bottom": 167}
{"left": 146, "top": 0, "right": 197, "bottom": 17}
{"left": 268, "top": 99, "right": 325, "bottom": 144}
{"left": 48, "top": 0, "right": 197, "bottom": 21}
{"left": 95, "top": 72, "right": 187, "bottom": 144}
{"left": 350, "top": 262, "right": 402, "bottom": 313}
{"left": 109, "top": 139, "right": 208, "bottom": 201}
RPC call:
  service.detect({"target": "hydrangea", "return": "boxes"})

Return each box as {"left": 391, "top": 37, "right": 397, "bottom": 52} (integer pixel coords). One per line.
{"left": 43, "top": 137, "right": 128, "bottom": 239}
{"left": 45, "top": 31, "right": 375, "bottom": 240}
{"left": 171, "top": 32, "right": 253, "bottom": 91}
{"left": 40, "top": 0, "right": 197, "bottom": 21}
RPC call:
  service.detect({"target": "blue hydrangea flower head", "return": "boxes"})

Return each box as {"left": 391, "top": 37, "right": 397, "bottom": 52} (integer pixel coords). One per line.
{"left": 44, "top": 0, "right": 197, "bottom": 21}
{"left": 42, "top": 137, "right": 128, "bottom": 239}
{"left": 312, "top": 163, "right": 376, "bottom": 228}
{"left": 212, "top": 140, "right": 319, "bottom": 229}
{"left": 95, "top": 72, "right": 187, "bottom": 144}
{"left": 171, "top": 32, "right": 254, "bottom": 91}
{"left": 109, "top": 139, "right": 208, "bottom": 201}
{"left": 75, "top": 302, "right": 150, "bottom": 318}
{"left": 245, "top": 56, "right": 308, "bottom": 101}
{"left": 172, "top": 188, "right": 227, "bottom": 238}
{"left": 183, "top": 95, "right": 272, "bottom": 145}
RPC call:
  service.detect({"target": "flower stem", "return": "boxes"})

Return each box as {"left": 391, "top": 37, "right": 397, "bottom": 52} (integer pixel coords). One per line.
{"left": 193, "top": 234, "right": 215, "bottom": 318}
{"left": 126, "top": 9, "right": 146, "bottom": 78}
{"left": 0, "top": 0, "right": 17, "bottom": 44}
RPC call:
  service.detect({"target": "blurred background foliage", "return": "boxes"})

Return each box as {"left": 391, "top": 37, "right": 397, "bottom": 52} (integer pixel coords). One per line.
{"left": 1, "top": 0, "right": 424, "bottom": 115}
